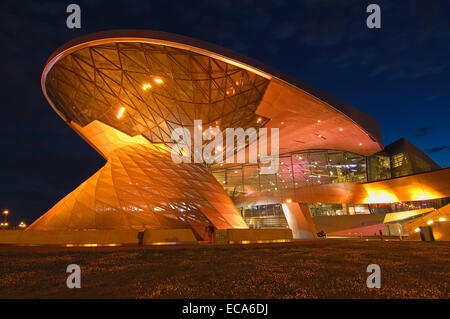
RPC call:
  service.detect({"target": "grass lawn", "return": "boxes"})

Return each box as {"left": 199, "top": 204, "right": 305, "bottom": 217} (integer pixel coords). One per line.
{"left": 0, "top": 239, "right": 448, "bottom": 298}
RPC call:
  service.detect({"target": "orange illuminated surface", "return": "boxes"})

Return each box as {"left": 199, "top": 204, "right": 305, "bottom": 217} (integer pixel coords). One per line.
{"left": 362, "top": 186, "right": 399, "bottom": 204}
{"left": 235, "top": 168, "right": 450, "bottom": 207}
{"left": 383, "top": 208, "right": 434, "bottom": 224}
{"left": 28, "top": 121, "right": 248, "bottom": 238}
{"left": 42, "top": 30, "right": 383, "bottom": 156}
{"left": 403, "top": 204, "right": 450, "bottom": 240}
{"left": 34, "top": 30, "right": 395, "bottom": 238}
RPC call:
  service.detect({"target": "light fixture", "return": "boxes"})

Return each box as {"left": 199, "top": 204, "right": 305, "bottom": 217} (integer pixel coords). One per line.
{"left": 414, "top": 228, "right": 420, "bottom": 233}
{"left": 116, "top": 106, "right": 126, "bottom": 119}
{"left": 317, "top": 120, "right": 321, "bottom": 123}
{"left": 285, "top": 199, "right": 292, "bottom": 203}
{"left": 256, "top": 117, "right": 262, "bottom": 123}
{"left": 438, "top": 217, "right": 446, "bottom": 222}
{"left": 427, "top": 220, "right": 434, "bottom": 225}
{"left": 339, "top": 128, "right": 343, "bottom": 131}
{"left": 154, "top": 77, "right": 163, "bottom": 84}
{"left": 359, "top": 143, "right": 363, "bottom": 146}
{"left": 142, "top": 83, "right": 152, "bottom": 91}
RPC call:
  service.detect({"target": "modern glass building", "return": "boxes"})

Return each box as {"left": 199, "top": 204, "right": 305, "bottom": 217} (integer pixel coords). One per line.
{"left": 26, "top": 30, "right": 449, "bottom": 241}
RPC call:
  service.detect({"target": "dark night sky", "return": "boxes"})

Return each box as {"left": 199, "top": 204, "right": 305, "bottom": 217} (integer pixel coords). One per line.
{"left": 1, "top": 0, "right": 449, "bottom": 226}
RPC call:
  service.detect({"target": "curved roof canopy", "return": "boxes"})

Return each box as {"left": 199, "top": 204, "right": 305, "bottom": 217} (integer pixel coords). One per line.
{"left": 42, "top": 30, "right": 383, "bottom": 156}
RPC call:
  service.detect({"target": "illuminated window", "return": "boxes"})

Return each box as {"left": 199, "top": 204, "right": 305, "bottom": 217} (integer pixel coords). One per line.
{"left": 392, "top": 153, "right": 406, "bottom": 168}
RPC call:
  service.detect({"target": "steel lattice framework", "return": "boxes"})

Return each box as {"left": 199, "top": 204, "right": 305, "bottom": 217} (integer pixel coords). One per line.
{"left": 46, "top": 42, "right": 269, "bottom": 144}
{"left": 28, "top": 120, "right": 248, "bottom": 238}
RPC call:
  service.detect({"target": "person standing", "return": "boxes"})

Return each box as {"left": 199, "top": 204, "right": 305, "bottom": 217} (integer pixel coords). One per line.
{"left": 208, "top": 225, "right": 215, "bottom": 243}
{"left": 138, "top": 231, "right": 144, "bottom": 246}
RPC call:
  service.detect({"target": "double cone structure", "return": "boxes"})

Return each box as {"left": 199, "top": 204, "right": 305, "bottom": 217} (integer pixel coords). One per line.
{"left": 29, "top": 121, "right": 246, "bottom": 239}
{"left": 30, "top": 31, "right": 275, "bottom": 238}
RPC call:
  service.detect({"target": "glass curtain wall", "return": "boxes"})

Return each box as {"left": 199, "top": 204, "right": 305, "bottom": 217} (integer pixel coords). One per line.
{"left": 211, "top": 149, "right": 367, "bottom": 197}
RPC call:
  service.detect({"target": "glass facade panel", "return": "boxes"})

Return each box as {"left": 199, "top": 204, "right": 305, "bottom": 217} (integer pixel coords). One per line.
{"left": 308, "top": 203, "right": 371, "bottom": 216}
{"left": 243, "top": 165, "right": 260, "bottom": 193}
{"left": 369, "top": 197, "right": 450, "bottom": 214}
{"left": 226, "top": 166, "right": 244, "bottom": 196}
{"left": 309, "top": 203, "right": 346, "bottom": 216}
{"left": 391, "top": 152, "right": 415, "bottom": 177}
{"left": 278, "top": 155, "right": 295, "bottom": 189}
{"left": 211, "top": 149, "right": 367, "bottom": 197}
{"left": 259, "top": 171, "right": 278, "bottom": 192}
{"left": 241, "top": 198, "right": 449, "bottom": 228}
{"left": 242, "top": 204, "right": 288, "bottom": 228}
{"left": 367, "top": 153, "right": 391, "bottom": 182}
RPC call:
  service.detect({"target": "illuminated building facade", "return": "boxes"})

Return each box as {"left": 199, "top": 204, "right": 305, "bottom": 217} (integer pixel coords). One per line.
{"left": 212, "top": 139, "right": 448, "bottom": 228}
{"left": 29, "top": 30, "right": 450, "bottom": 240}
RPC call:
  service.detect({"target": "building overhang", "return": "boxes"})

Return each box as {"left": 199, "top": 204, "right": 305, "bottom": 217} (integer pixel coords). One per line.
{"left": 42, "top": 30, "right": 383, "bottom": 157}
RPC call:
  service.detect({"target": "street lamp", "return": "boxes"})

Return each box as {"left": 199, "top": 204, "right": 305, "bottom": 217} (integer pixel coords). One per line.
{"left": 2, "top": 209, "right": 8, "bottom": 223}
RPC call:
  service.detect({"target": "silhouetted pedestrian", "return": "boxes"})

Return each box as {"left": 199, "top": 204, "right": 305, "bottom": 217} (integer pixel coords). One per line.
{"left": 208, "top": 225, "right": 215, "bottom": 243}
{"left": 138, "top": 231, "right": 144, "bottom": 246}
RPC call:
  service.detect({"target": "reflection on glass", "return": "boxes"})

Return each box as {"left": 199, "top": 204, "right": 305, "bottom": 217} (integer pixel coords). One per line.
{"left": 211, "top": 149, "right": 368, "bottom": 197}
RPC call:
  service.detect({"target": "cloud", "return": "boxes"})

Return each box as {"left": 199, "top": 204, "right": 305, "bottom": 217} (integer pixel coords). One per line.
{"left": 414, "top": 127, "right": 433, "bottom": 138}
{"left": 427, "top": 146, "right": 450, "bottom": 153}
